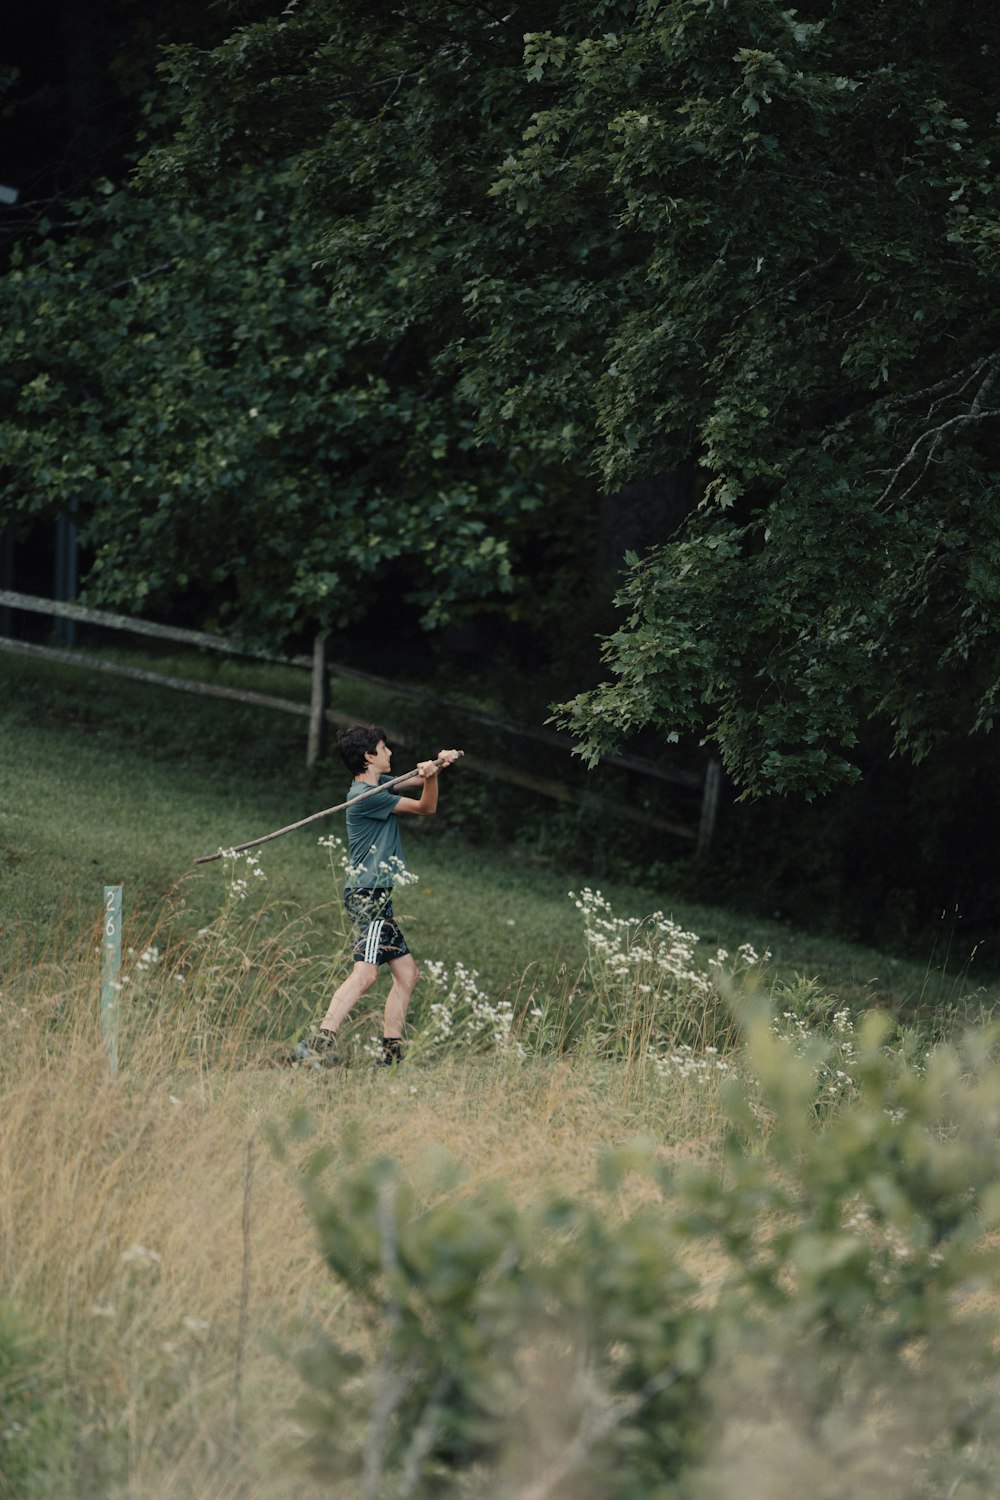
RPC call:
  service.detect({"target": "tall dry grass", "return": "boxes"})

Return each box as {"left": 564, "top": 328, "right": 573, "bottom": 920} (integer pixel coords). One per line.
{"left": 3, "top": 914, "right": 325, "bottom": 1498}
{"left": 0, "top": 897, "right": 735, "bottom": 1500}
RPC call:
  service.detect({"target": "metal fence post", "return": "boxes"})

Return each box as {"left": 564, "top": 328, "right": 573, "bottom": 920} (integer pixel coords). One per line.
{"left": 101, "top": 885, "right": 122, "bottom": 1077}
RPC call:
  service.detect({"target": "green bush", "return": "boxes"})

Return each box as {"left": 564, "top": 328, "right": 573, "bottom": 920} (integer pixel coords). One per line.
{"left": 282, "top": 1138, "right": 710, "bottom": 1499}
{"left": 282, "top": 1010, "right": 1000, "bottom": 1498}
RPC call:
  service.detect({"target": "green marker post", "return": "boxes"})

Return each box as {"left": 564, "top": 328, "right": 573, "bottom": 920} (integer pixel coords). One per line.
{"left": 101, "top": 884, "right": 122, "bottom": 1077}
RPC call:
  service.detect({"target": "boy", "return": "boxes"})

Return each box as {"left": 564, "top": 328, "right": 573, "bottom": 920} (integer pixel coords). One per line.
{"left": 296, "top": 725, "right": 461, "bottom": 1068}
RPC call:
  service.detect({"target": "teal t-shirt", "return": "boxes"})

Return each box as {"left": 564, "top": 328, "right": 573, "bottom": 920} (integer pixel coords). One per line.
{"left": 344, "top": 776, "right": 406, "bottom": 889}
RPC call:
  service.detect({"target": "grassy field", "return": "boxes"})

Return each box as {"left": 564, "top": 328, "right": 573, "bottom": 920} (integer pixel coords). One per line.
{"left": 2, "top": 648, "right": 998, "bottom": 1498}
{"left": 1, "top": 647, "right": 990, "bottom": 1017}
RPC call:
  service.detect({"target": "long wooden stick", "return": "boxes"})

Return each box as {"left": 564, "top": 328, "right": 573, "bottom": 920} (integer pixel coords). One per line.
{"left": 193, "top": 754, "right": 462, "bottom": 864}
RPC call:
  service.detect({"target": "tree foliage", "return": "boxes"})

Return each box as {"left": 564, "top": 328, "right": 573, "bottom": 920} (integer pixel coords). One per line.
{"left": 0, "top": 2, "right": 584, "bottom": 646}
{"left": 0, "top": 157, "right": 555, "bottom": 639}
{"left": 512, "top": 0, "right": 1000, "bottom": 794}
{"left": 152, "top": 0, "right": 1000, "bottom": 792}
{"left": 4, "top": 1, "right": 1000, "bottom": 788}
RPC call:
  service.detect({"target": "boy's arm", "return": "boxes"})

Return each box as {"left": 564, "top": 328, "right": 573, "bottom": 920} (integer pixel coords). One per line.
{"left": 390, "top": 774, "right": 423, "bottom": 793}
{"left": 392, "top": 750, "right": 460, "bottom": 792}
{"left": 392, "top": 749, "right": 461, "bottom": 817}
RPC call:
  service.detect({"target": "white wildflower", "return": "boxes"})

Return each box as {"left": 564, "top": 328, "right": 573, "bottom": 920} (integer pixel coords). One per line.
{"left": 120, "top": 1244, "right": 162, "bottom": 1269}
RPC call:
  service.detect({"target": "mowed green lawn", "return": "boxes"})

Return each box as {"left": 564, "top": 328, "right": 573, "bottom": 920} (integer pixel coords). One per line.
{"left": 0, "top": 650, "right": 593, "bottom": 982}
{"left": 0, "top": 648, "right": 989, "bottom": 1020}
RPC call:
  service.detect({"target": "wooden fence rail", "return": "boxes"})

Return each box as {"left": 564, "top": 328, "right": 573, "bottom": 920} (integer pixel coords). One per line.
{"left": 0, "top": 589, "right": 720, "bottom": 852}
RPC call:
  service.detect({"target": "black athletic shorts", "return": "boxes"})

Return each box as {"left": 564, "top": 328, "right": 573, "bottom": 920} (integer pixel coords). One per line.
{"left": 344, "top": 887, "right": 411, "bottom": 966}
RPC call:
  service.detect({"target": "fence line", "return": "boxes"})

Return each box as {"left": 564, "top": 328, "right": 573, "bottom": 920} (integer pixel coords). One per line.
{"left": 0, "top": 588, "right": 310, "bottom": 664}
{"left": 0, "top": 636, "right": 354, "bottom": 726}
{"left": 0, "top": 589, "right": 719, "bottom": 850}
{"left": 465, "top": 753, "right": 702, "bottom": 842}
{"left": 0, "top": 588, "right": 700, "bottom": 789}
{"left": 322, "top": 659, "right": 704, "bottom": 789}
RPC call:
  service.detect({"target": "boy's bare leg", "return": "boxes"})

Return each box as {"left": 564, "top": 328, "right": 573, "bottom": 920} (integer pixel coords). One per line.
{"left": 319, "top": 962, "right": 379, "bottom": 1035}
{"left": 383, "top": 953, "right": 420, "bottom": 1039}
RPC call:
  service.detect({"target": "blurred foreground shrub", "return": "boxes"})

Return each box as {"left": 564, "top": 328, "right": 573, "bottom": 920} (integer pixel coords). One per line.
{"left": 283, "top": 1010, "right": 1000, "bottom": 1499}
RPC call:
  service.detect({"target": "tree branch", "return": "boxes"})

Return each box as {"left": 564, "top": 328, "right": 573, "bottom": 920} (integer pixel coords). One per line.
{"left": 876, "top": 352, "right": 1000, "bottom": 510}
{"left": 734, "top": 253, "right": 839, "bottom": 323}
{"left": 884, "top": 354, "right": 994, "bottom": 413}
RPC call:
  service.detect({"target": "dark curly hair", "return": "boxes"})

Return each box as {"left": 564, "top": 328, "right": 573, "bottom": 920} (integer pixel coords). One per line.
{"left": 336, "top": 724, "right": 390, "bottom": 775}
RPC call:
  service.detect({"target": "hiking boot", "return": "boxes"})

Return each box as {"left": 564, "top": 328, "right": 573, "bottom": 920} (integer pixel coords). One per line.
{"left": 374, "top": 1037, "right": 403, "bottom": 1068}
{"left": 293, "top": 1032, "right": 340, "bottom": 1069}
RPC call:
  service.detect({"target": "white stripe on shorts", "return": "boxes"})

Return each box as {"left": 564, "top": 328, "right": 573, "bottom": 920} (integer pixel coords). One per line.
{"left": 364, "top": 919, "right": 385, "bottom": 965}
